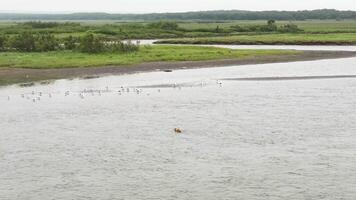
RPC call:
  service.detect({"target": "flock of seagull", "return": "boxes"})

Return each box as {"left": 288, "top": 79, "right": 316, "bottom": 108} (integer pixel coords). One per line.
{"left": 4, "top": 80, "right": 224, "bottom": 103}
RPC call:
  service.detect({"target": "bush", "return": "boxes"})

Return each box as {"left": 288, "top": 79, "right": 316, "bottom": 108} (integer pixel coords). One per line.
{"left": 230, "top": 20, "right": 302, "bottom": 33}
{"left": 94, "top": 29, "right": 117, "bottom": 35}
{"left": 0, "top": 35, "right": 6, "bottom": 51}
{"left": 278, "top": 24, "right": 302, "bottom": 33}
{"left": 78, "top": 33, "right": 105, "bottom": 53}
{"left": 147, "top": 21, "right": 179, "bottom": 30}
{"left": 78, "top": 34, "right": 139, "bottom": 53}
{"left": 63, "top": 35, "right": 78, "bottom": 50}
{"left": 106, "top": 40, "right": 140, "bottom": 53}
{"left": 35, "top": 33, "right": 59, "bottom": 51}
{"left": 9, "top": 32, "right": 36, "bottom": 52}
{"left": 23, "top": 21, "right": 60, "bottom": 29}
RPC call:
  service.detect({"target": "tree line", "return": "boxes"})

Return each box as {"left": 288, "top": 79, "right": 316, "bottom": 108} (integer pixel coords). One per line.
{"left": 0, "top": 33, "right": 139, "bottom": 53}
{"left": 0, "top": 9, "right": 356, "bottom": 21}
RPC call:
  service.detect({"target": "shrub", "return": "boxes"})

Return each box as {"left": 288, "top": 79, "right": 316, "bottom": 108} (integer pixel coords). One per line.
{"left": 78, "top": 33, "right": 104, "bottom": 53}
{"left": 23, "top": 21, "right": 60, "bottom": 29}
{"left": 94, "top": 29, "right": 117, "bottom": 35}
{"left": 278, "top": 24, "right": 302, "bottom": 33}
{"left": 63, "top": 36, "right": 78, "bottom": 50}
{"left": 9, "top": 32, "right": 36, "bottom": 52}
{"left": 107, "top": 40, "right": 140, "bottom": 53}
{"left": 0, "top": 35, "right": 6, "bottom": 51}
{"left": 35, "top": 33, "right": 59, "bottom": 51}
{"left": 147, "top": 21, "right": 179, "bottom": 30}
{"left": 231, "top": 20, "right": 302, "bottom": 33}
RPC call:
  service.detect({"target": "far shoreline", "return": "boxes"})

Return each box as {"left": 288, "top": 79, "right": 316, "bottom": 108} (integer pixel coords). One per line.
{"left": 0, "top": 50, "right": 355, "bottom": 87}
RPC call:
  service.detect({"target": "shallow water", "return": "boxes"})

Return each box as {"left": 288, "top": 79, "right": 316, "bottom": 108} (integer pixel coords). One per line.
{"left": 211, "top": 44, "right": 356, "bottom": 51}
{"left": 1, "top": 51, "right": 356, "bottom": 199}
{"left": 133, "top": 39, "right": 356, "bottom": 52}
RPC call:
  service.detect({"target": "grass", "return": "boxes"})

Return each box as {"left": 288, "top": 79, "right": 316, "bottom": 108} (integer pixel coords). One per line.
{"left": 178, "top": 20, "right": 356, "bottom": 33}
{"left": 0, "top": 45, "right": 298, "bottom": 69}
{"left": 2, "top": 20, "right": 356, "bottom": 41}
{"left": 157, "top": 33, "right": 356, "bottom": 45}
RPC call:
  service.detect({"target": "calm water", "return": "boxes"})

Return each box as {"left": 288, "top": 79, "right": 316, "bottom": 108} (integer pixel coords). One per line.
{"left": 133, "top": 40, "right": 356, "bottom": 51}
{"left": 1, "top": 47, "right": 356, "bottom": 200}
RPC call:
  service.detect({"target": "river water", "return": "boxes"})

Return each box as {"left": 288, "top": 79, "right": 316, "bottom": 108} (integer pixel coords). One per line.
{"left": 1, "top": 46, "right": 356, "bottom": 200}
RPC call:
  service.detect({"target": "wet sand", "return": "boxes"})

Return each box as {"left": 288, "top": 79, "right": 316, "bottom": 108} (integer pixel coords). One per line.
{"left": 0, "top": 50, "right": 355, "bottom": 86}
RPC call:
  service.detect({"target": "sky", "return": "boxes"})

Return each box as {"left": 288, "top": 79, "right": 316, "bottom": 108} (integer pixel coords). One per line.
{"left": 0, "top": 0, "right": 356, "bottom": 13}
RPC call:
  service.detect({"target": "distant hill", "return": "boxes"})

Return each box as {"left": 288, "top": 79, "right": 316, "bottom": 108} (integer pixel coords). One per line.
{"left": 0, "top": 9, "right": 356, "bottom": 21}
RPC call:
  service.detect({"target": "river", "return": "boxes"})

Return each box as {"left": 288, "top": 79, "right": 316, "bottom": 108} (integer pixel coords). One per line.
{"left": 1, "top": 45, "right": 356, "bottom": 200}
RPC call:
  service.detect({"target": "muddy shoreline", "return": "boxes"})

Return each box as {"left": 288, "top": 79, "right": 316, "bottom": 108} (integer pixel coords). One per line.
{"left": 0, "top": 50, "right": 355, "bottom": 86}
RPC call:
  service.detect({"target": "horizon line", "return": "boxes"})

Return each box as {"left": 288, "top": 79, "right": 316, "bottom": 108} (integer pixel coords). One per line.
{"left": 0, "top": 8, "right": 355, "bottom": 15}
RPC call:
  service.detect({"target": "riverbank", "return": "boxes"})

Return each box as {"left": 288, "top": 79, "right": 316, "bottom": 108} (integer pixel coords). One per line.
{"left": 0, "top": 49, "right": 355, "bottom": 86}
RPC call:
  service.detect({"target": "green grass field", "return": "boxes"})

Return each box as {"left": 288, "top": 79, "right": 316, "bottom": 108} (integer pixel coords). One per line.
{"left": 2, "top": 20, "right": 356, "bottom": 40}
{"left": 0, "top": 45, "right": 298, "bottom": 69}
{"left": 157, "top": 33, "right": 356, "bottom": 45}
{"left": 178, "top": 20, "right": 356, "bottom": 33}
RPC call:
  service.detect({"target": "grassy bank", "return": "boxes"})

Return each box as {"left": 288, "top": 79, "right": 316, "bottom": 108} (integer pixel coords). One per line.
{"left": 156, "top": 33, "right": 356, "bottom": 45}
{"left": 2, "top": 20, "right": 356, "bottom": 41}
{"left": 0, "top": 45, "right": 302, "bottom": 85}
{"left": 0, "top": 45, "right": 298, "bottom": 69}
{"left": 178, "top": 20, "right": 356, "bottom": 34}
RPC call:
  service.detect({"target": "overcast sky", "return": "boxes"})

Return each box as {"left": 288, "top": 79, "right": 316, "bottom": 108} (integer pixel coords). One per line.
{"left": 1, "top": 0, "right": 355, "bottom": 13}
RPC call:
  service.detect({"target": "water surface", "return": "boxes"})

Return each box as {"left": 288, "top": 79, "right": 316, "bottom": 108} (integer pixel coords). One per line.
{"left": 1, "top": 51, "right": 356, "bottom": 200}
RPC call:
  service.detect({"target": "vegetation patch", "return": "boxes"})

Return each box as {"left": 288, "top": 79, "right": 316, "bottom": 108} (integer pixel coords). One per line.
{"left": 0, "top": 45, "right": 298, "bottom": 69}
{"left": 156, "top": 33, "right": 356, "bottom": 45}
